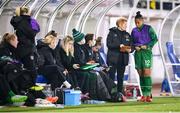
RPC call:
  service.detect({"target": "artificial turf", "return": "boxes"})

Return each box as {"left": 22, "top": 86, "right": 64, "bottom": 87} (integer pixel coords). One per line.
{"left": 0, "top": 97, "right": 180, "bottom": 112}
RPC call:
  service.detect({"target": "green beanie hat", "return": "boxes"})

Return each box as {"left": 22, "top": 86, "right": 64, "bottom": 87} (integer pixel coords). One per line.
{"left": 72, "top": 28, "right": 85, "bottom": 43}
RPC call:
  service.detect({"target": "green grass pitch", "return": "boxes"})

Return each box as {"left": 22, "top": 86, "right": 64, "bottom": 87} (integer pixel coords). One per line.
{"left": 0, "top": 97, "right": 180, "bottom": 112}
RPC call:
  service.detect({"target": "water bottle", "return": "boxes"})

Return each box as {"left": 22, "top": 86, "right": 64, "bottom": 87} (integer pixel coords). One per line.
{"left": 43, "top": 84, "right": 52, "bottom": 97}
{"left": 133, "top": 87, "right": 137, "bottom": 99}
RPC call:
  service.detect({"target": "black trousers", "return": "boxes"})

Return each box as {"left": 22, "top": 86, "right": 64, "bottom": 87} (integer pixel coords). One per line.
{"left": 38, "top": 65, "right": 66, "bottom": 90}
{"left": 0, "top": 74, "right": 11, "bottom": 100}
{"left": 66, "top": 70, "right": 79, "bottom": 88}
{"left": 21, "top": 52, "right": 37, "bottom": 85}
{"left": 109, "top": 64, "right": 126, "bottom": 93}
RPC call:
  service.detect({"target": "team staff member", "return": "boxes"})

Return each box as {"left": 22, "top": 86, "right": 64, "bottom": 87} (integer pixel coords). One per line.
{"left": 10, "top": 7, "right": 40, "bottom": 88}
{"left": 131, "top": 11, "right": 158, "bottom": 102}
{"left": 0, "top": 33, "right": 27, "bottom": 105}
{"left": 107, "top": 17, "right": 133, "bottom": 93}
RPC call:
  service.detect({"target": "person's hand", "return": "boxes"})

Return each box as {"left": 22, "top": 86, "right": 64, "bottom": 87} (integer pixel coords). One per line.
{"left": 135, "top": 46, "right": 141, "bottom": 51}
{"left": 120, "top": 44, "right": 124, "bottom": 48}
{"left": 63, "top": 69, "right": 68, "bottom": 75}
{"left": 87, "top": 60, "right": 95, "bottom": 64}
{"left": 126, "top": 48, "right": 131, "bottom": 53}
{"left": 73, "top": 64, "right": 80, "bottom": 69}
{"left": 141, "top": 45, "right": 147, "bottom": 49}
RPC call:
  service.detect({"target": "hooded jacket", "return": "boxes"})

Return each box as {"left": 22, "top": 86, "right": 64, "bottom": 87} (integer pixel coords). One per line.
{"left": 36, "top": 40, "right": 56, "bottom": 67}
{"left": 74, "top": 43, "right": 86, "bottom": 66}
{"left": 107, "top": 27, "right": 133, "bottom": 66}
{"left": 0, "top": 42, "right": 23, "bottom": 81}
{"left": 10, "top": 15, "right": 39, "bottom": 57}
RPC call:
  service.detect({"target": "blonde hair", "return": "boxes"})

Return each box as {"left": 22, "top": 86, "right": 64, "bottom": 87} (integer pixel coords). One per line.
{"left": 42, "top": 35, "right": 56, "bottom": 45}
{"left": 62, "top": 35, "right": 74, "bottom": 57}
{"left": 1, "top": 33, "right": 16, "bottom": 44}
{"left": 116, "top": 17, "right": 127, "bottom": 27}
{"left": 15, "top": 6, "right": 30, "bottom": 16}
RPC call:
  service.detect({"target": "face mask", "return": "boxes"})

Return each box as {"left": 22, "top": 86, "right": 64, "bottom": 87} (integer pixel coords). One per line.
{"left": 92, "top": 40, "right": 96, "bottom": 47}
{"left": 78, "top": 38, "right": 85, "bottom": 45}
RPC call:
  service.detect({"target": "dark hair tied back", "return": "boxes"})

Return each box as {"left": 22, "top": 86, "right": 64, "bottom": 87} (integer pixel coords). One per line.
{"left": 135, "top": 11, "right": 143, "bottom": 19}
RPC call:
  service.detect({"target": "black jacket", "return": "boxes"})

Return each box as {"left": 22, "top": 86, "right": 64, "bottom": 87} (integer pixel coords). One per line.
{"left": 10, "top": 15, "right": 38, "bottom": 57}
{"left": 0, "top": 42, "right": 23, "bottom": 81}
{"left": 36, "top": 40, "right": 56, "bottom": 66}
{"left": 107, "top": 27, "right": 133, "bottom": 66}
{"left": 54, "top": 41, "right": 67, "bottom": 70}
{"left": 59, "top": 47, "right": 74, "bottom": 70}
{"left": 74, "top": 43, "right": 86, "bottom": 66}
{"left": 83, "top": 44, "right": 94, "bottom": 62}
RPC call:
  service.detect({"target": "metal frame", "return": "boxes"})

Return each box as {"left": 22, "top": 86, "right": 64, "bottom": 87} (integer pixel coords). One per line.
{"left": 80, "top": 0, "right": 106, "bottom": 33}
{"left": 126, "top": 0, "right": 139, "bottom": 32}
{"left": 33, "top": 0, "right": 50, "bottom": 19}
{"left": 170, "top": 14, "right": 180, "bottom": 43}
{"left": 0, "top": 0, "right": 11, "bottom": 15}
{"left": 95, "top": 0, "right": 139, "bottom": 36}
{"left": 21, "top": 0, "right": 32, "bottom": 7}
{"left": 158, "top": 5, "right": 180, "bottom": 96}
{"left": 63, "top": 0, "right": 88, "bottom": 36}
{"left": 95, "top": 0, "right": 122, "bottom": 37}
{"left": 75, "top": 0, "right": 93, "bottom": 30}
{"left": 29, "top": 0, "right": 39, "bottom": 12}
{"left": 47, "top": 0, "right": 69, "bottom": 32}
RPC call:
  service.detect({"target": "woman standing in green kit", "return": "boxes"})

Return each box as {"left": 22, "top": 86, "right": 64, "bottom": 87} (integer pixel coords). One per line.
{"left": 131, "top": 11, "right": 158, "bottom": 102}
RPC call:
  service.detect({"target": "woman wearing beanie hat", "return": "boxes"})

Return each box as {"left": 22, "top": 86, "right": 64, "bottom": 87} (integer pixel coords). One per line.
{"left": 72, "top": 29, "right": 86, "bottom": 45}
{"left": 72, "top": 29, "right": 96, "bottom": 98}
{"left": 72, "top": 29, "right": 114, "bottom": 101}
{"left": 72, "top": 29, "right": 87, "bottom": 66}
{"left": 131, "top": 11, "right": 158, "bottom": 102}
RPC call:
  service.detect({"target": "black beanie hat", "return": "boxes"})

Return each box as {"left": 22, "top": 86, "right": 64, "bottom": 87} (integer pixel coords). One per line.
{"left": 135, "top": 11, "right": 143, "bottom": 19}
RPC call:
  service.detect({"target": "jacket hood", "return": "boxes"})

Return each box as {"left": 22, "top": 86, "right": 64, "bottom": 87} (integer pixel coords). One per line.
{"left": 36, "top": 40, "right": 49, "bottom": 49}
{"left": 10, "top": 15, "right": 31, "bottom": 28}
{"left": 10, "top": 16, "right": 23, "bottom": 28}
{"left": 109, "top": 27, "right": 126, "bottom": 33}
{"left": 109, "top": 27, "right": 118, "bottom": 31}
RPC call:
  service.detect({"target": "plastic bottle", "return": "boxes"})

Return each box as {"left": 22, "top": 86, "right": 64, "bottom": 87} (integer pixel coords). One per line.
{"left": 133, "top": 87, "right": 137, "bottom": 99}
{"left": 43, "top": 84, "right": 52, "bottom": 97}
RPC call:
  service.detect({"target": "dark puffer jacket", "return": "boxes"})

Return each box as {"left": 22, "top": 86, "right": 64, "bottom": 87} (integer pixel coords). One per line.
{"left": 74, "top": 43, "right": 87, "bottom": 66}
{"left": 82, "top": 44, "right": 94, "bottom": 62}
{"left": 36, "top": 40, "right": 65, "bottom": 70}
{"left": 0, "top": 42, "right": 22, "bottom": 76}
{"left": 36, "top": 40, "right": 56, "bottom": 66}
{"left": 0, "top": 42, "right": 26, "bottom": 93}
{"left": 107, "top": 27, "right": 133, "bottom": 66}
{"left": 10, "top": 15, "right": 39, "bottom": 57}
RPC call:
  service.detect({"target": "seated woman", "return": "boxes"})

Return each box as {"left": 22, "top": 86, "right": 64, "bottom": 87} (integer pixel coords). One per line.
{"left": 58, "top": 35, "right": 80, "bottom": 89}
{"left": 92, "top": 37, "right": 108, "bottom": 68}
{"left": 72, "top": 29, "right": 115, "bottom": 101}
{"left": 37, "top": 35, "right": 71, "bottom": 90}
{"left": 43, "top": 30, "right": 76, "bottom": 88}
{"left": 0, "top": 33, "right": 28, "bottom": 105}
{"left": 83, "top": 34, "right": 126, "bottom": 102}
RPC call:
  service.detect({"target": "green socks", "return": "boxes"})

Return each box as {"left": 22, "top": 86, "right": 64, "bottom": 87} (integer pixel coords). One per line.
{"left": 140, "top": 76, "right": 152, "bottom": 96}
{"left": 140, "top": 76, "right": 145, "bottom": 96}
{"left": 144, "top": 76, "right": 152, "bottom": 96}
